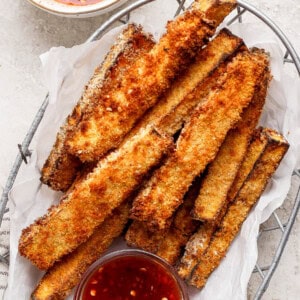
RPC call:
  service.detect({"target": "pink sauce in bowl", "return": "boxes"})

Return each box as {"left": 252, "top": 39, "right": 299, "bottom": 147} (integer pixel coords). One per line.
{"left": 55, "top": 0, "right": 104, "bottom": 6}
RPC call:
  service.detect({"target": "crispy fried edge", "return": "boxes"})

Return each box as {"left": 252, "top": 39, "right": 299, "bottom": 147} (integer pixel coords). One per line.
{"left": 126, "top": 177, "right": 201, "bottom": 255}
{"left": 130, "top": 49, "right": 269, "bottom": 231}
{"left": 177, "top": 222, "right": 214, "bottom": 280}
{"left": 19, "top": 127, "right": 173, "bottom": 270}
{"left": 156, "top": 227, "right": 190, "bottom": 266}
{"left": 40, "top": 24, "right": 155, "bottom": 192}
{"left": 125, "top": 220, "right": 168, "bottom": 253}
{"left": 177, "top": 129, "right": 269, "bottom": 280}
{"left": 65, "top": 1, "right": 236, "bottom": 162}
{"left": 192, "top": 54, "right": 270, "bottom": 221}
{"left": 189, "top": 129, "right": 289, "bottom": 288}
{"left": 227, "top": 127, "right": 268, "bottom": 202}
{"left": 194, "top": 0, "right": 237, "bottom": 26}
{"left": 155, "top": 178, "right": 201, "bottom": 265}
{"left": 31, "top": 202, "right": 130, "bottom": 300}
{"left": 125, "top": 28, "right": 244, "bottom": 140}
{"left": 124, "top": 30, "right": 244, "bottom": 254}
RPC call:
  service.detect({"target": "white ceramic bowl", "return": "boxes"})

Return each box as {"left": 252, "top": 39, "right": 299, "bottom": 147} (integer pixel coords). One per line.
{"left": 27, "top": 0, "right": 129, "bottom": 17}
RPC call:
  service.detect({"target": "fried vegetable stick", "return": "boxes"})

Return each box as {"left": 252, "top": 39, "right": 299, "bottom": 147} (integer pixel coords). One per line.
{"left": 125, "top": 178, "right": 200, "bottom": 254}
{"left": 40, "top": 24, "right": 155, "bottom": 192}
{"left": 192, "top": 54, "right": 270, "bottom": 221}
{"left": 125, "top": 221, "right": 167, "bottom": 253}
{"left": 155, "top": 180, "right": 201, "bottom": 265}
{"left": 31, "top": 202, "right": 130, "bottom": 300}
{"left": 156, "top": 228, "right": 189, "bottom": 266}
{"left": 227, "top": 127, "right": 268, "bottom": 201}
{"left": 156, "top": 60, "right": 227, "bottom": 136}
{"left": 130, "top": 49, "right": 269, "bottom": 231}
{"left": 177, "top": 222, "right": 213, "bottom": 280}
{"left": 126, "top": 28, "right": 244, "bottom": 140}
{"left": 19, "top": 127, "right": 173, "bottom": 270}
{"left": 189, "top": 129, "right": 289, "bottom": 288}
{"left": 65, "top": 0, "right": 237, "bottom": 162}
{"left": 177, "top": 128, "right": 270, "bottom": 280}
{"left": 124, "top": 31, "right": 243, "bottom": 253}
{"left": 172, "top": 179, "right": 202, "bottom": 236}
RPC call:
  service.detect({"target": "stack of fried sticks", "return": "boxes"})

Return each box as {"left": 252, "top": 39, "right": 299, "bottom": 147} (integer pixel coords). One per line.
{"left": 17, "top": 0, "right": 289, "bottom": 299}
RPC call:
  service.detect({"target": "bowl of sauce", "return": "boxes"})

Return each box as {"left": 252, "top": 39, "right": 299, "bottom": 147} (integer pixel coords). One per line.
{"left": 74, "top": 249, "right": 189, "bottom": 300}
{"left": 26, "top": 0, "right": 128, "bottom": 17}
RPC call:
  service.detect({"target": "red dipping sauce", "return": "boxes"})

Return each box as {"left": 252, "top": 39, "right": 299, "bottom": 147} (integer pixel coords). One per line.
{"left": 74, "top": 250, "right": 188, "bottom": 300}
{"left": 55, "top": 0, "right": 104, "bottom": 6}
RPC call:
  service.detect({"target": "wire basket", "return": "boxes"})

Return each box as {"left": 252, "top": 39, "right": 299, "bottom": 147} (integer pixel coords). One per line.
{"left": 0, "top": 0, "right": 299, "bottom": 299}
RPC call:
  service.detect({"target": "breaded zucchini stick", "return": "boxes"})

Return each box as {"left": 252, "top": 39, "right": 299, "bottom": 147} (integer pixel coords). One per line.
{"left": 125, "top": 221, "right": 167, "bottom": 253}
{"left": 172, "top": 178, "right": 202, "bottom": 237}
{"left": 41, "top": 24, "right": 155, "bottom": 192}
{"left": 65, "top": 0, "right": 237, "bottom": 162}
{"left": 157, "top": 60, "right": 227, "bottom": 136}
{"left": 192, "top": 53, "right": 270, "bottom": 221}
{"left": 155, "top": 180, "right": 201, "bottom": 265}
{"left": 125, "top": 31, "right": 243, "bottom": 253}
{"left": 126, "top": 28, "right": 244, "bottom": 139}
{"left": 177, "top": 128, "right": 270, "bottom": 280}
{"left": 125, "top": 178, "right": 200, "bottom": 255}
{"left": 227, "top": 127, "right": 268, "bottom": 201}
{"left": 156, "top": 228, "right": 189, "bottom": 266}
{"left": 130, "top": 49, "right": 269, "bottom": 231}
{"left": 19, "top": 127, "right": 173, "bottom": 270}
{"left": 31, "top": 202, "right": 130, "bottom": 300}
{"left": 189, "top": 129, "right": 289, "bottom": 288}
{"left": 177, "top": 222, "right": 214, "bottom": 280}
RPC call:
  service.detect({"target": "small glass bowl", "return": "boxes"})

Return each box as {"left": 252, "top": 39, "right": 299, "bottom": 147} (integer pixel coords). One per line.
{"left": 74, "top": 249, "right": 189, "bottom": 300}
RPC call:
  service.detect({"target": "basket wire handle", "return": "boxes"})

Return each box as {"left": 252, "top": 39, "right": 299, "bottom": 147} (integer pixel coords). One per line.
{"left": 237, "top": 1, "right": 300, "bottom": 75}
{"left": 0, "top": 94, "right": 49, "bottom": 226}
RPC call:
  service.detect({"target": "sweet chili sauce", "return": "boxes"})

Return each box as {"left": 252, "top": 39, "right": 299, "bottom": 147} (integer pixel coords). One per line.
{"left": 55, "top": 0, "right": 104, "bottom": 6}
{"left": 79, "top": 253, "right": 185, "bottom": 300}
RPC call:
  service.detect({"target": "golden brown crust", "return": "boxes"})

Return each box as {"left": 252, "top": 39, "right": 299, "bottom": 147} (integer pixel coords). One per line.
{"left": 19, "top": 127, "right": 173, "bottom": 270}
{"left": 172, "top": 178, "right": 202, "bottom": 237}
{"left": 125, "top": 178, "right": 200, "bottom": 257}
{"left": 192, "top": 53, "right": 270, "bottom": 221}
{"left": 130, "top": 49, "right": 269, "bottom": 231}
{"left": 226, "top": 127, "right": 268, "bottom": 202}
{"left": 156, "top": 227, "right": 190, "bottom": 266}
{"left": 125, "top": 221, "right": 167, "bottom": 253}
{"left": 31, "top": 202, "right": 130, "bottom": 300}
{"left": 193, "top": 0, "right": 237, "bottom": 26}
{"left": 189, "top": 129, "right": 289, "bottom": 288}
{"left": 125, "top": 28, "right": 244, "bottom": 140}
{"left": 177, "top": 223, "right": 212, "bottom": 280}
{"left": 124, "top": 29, "right": 244, "bottom": 256}
{"left": 155, "top": 179, "right": 201, "bottom": 265}
{"left": 65, "top": 1, "right": 236, "bottom": 162}
{"left": 177, "top": 128, "right": 270, "bottom": 280}
{"left": 40, "top": 24, "right": 155, "bottom": 192}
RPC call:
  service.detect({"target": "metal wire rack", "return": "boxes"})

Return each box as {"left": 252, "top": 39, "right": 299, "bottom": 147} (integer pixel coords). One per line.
{"left": 0, "top": 0, "right": 299, "bottom": 299}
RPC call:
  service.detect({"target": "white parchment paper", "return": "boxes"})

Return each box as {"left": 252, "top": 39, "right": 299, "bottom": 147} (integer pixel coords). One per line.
{"left": 5, "top": 18, "right": 300, "bottom": 300}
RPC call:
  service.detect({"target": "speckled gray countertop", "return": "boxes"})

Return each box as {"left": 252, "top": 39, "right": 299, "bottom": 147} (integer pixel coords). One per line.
{"left": 0, "top": 0, "right": 299, "bottom": 299}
